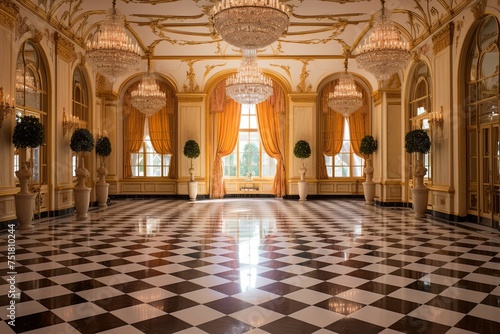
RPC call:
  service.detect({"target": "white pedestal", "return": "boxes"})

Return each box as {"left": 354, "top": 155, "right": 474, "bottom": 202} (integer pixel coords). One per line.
{"left": 15, "top": 192, "right": 35, "bottom": 230}
{"left": 74, "top": 186, "right": 91, "bottom": 220}
{"left": 188, "top": 181, "right": 198, "bottom": 201}
{"left": 411, "top": 186, "right": 429, "bottom": 218}
{"left": 298, "top": 180, "right": 308, "bottom": 201}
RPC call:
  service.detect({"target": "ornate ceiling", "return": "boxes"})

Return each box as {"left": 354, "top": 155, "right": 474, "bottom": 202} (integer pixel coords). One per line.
{"left": 11, "top": 0, "right": 477, "bottom": 92}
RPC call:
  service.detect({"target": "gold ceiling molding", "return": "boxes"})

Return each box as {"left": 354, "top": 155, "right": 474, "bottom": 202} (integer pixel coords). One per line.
{"left": 55, "top": 33, "right": 76, "bottom": 63}
{"left": 289, "top": 93, "right": 317, "bottom": 103}
{"left": 471, "top": 0, "right": 486, "bottom": 20}
{"left": 270, "top": 63, "right": 292, "bottom": 80}
{"left": 296, "top": 59, "right": 313, "bottom": 93}
{"left": 0, "top": 0, "right": 18, "bottom": 29}
{"left": 203, "top": 63, "right": 226, "bottom": 82}
{"left": 372, "top": 89, "right": 402, "bottom": 106}
{"left": 182, "top": 59, "right": 200, "bottom": 93}
{"left": 432, "top": 22, "right": 454, "bottom": 55}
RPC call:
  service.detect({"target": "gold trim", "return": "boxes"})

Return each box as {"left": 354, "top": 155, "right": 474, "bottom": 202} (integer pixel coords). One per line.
{"left": 0, "top": 0, "right": 17, "bottom": 29}
{"left": 432, "top": 22, "right": 454, "bottom": 55}
{"left": 176, "top": 93, "right": 205, "bottom": 103}
{"left": 56, "top": 33, "right": 76, "bottom": 63}
{"left": 289, "top": 93, "right": 317, "bottom": 103}
{"left": 471, "top": 0, "right": 486, "bottom": 20}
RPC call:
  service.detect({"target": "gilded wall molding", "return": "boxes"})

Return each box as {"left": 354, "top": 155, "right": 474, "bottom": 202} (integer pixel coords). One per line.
{"left": 176, "top": 93, "right": 205, "bottom": 103}
{"left": 471, "top": 0, "right": 486, "bottom": 20}
{"left": 56, "top": 33, "right": 76, "bottom": 63}
{"left": 0, "top": 0, "right": 18, "bottom": 29}
{"left": 372, "top": 90, "right": 401, "bottom": 106}
{"left": 432, "top": 22, "right": 454, "bottom": 55}
{"left": 289, "top": 93, "right": 317, "bottom": 103}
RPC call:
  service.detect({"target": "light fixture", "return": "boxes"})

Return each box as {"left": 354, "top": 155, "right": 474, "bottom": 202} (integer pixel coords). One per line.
{"left": 428, "top": 106, "right": 444, "bottom": 129}
{"left": 16, "top": 67, "right": 35, "bottom": 92}
{"left": 328, "top": 58, "right": 363, "bottom": 117}
{"left": 130, "top": 57, "right": 166, "bottom": 117}
{"left": 86, "top": 0, "right": 141, "bottom": 81}
{"left": 63, "top": 108, "right": 79, "bottom": 137}
{"left": 0, "top": 87, "right": 14, "bottom": 129}
{"left": 356, "top": 0, "right": 412, "bottom": 80}
{"left": 226, "top": 48, "right": 273, "bottom": 105}
{"left": 212, "top": 0, "right": 290, "bottom": 49}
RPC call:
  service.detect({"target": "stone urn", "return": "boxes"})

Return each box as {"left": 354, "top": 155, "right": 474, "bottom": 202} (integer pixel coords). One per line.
{"left": 298, "top": 161, "right": 308, "bottom": 201}
{"left": 96, "top": 157, "right": 109, "bottom": 207}
{"left": 14, "top": 161, "right": 35, "bottom": 230}
{"left": 411, "top": 153, "right": 429, "bottom": 218}
{"left": 363, "top": 157, "right": 375, "bottom": 205}
{"left": 74, "top": 153, "right": 91, "bottom": 220}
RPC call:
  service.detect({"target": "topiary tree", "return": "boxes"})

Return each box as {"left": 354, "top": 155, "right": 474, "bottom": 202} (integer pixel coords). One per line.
{"left": 359, "top": 135, "right": 378, "bottom": 157}
{"left": 293, "top": 140, "right": 311, "bottom": 159}
{"left": 404, "top": 129, "right": 431, "bottom": 154}
{"left": 95, "top": 136, "right": 112, "bottom": 157}
{"left": 183, "top": 139, "right": 200, "bottom": 159}
{"left": 70, "top": 128, "right": 95, "bottom": 153}
{"left": 13, "top": 115, "right": 44, "bottom": 149}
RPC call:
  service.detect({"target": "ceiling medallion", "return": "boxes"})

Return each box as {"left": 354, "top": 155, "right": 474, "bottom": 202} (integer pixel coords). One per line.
{"left": 328, "top": 58, "right": 363, "bottom": 117}
{"left": 86, "top": 0, "right": 141, "bottom": 81}
{"left": 226, "top": 49, "right": 273, "bottom": 105}
{"left": 212, "top": 0, "right": 290, "bottom": 49}
{"left": 356, "top": 0, "right": 412, "bottom": 80}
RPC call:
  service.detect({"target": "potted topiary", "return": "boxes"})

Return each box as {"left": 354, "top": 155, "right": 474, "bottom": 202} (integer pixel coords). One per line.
{"left": 293, "top": 140, "right": 311, "bottom": 200}
{"left": 183, "top": 139, "right": 200, "bottom": 201}
{"left": 12, "top": 115, "right": 44, "bottom": 229}
{"left": 95, "top": 134, "right": 112, "bottom": 207}
{"left": 359, "top": 135, "right": 378, "bottom": 205}
{"left": 405, "top": 129, "right": 431, "bottom": 218}
{"left": 70, "top": 128, "right": 95, "bottom": 220}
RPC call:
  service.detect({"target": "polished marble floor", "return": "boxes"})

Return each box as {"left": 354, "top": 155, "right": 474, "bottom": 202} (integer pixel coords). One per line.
{"left": 1, "top": 198, "right": 499, "bottom": 334}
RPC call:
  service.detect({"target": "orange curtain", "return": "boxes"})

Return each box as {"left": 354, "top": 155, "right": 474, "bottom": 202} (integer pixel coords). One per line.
{"left": 149, "top": 105, "right": 175, "bottom": 177}
{"left": 256, "top": 100, "right": 286, "bottom": 197}
{"left": 348, "top": 109, "right": 367, "bottom": 157}
{"left": 123, "top": 98, "right": 146, "bottom": 178}
{"left": 211, "top": 100, "right": 241, "bottom": 198}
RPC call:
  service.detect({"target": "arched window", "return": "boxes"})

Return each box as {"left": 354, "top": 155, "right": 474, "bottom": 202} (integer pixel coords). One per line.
{"left": 123, "top": 81, "right": 176, "bottom": 178}
{"left": 71, "top": 66, "right": 90, "bottom": 176}
{"left": 465, "top": 15, "right": 500, "bottom": 227}
{"left": 14, "top": 40, "right": 48, "bottom": 185}
{"left": 408, "top": 61, "right": 432, "bottom": 180}
{"left": 318, "top": 76, "right": 369, "bottom": 179}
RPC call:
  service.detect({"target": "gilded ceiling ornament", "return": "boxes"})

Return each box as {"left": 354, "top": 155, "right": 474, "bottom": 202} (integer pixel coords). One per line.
{"left": 296, "top": 59, "right": 313, "bottom": 93}
{"left": 471, "top": 0, "right": 486, "bottom": 19}
{"left": 270, "top": 64, "right": 292, "bottom": 80}
{"left": 182, "top": 59, "right": 200, "bottom": 93}
{"left": 204, "top": 63, "right": 226, "bottom": 82}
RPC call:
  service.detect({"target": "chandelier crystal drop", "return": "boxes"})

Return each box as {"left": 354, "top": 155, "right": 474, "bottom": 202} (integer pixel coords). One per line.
{"left": 328, "top": 60, "right": 363, "bottom": 117}
{"left": 356, "top": 0, "right": 412, "bottom": 80}
{"left": 226, "top": 49, "right": 273, "bottom": 105}
{"left": 86, "top": 0, "right": 141, "bottom": 81}
{"left": 131, "top": 62, "right": 166, "bottom": 117}
{"left": 213, "top": 0, "right": 290, "bottom": 49}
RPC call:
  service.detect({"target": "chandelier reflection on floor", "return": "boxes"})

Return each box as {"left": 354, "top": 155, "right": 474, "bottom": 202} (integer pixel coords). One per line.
{"left": 212, "top": 0, "right": 290, "bottom": 49}
{"left": 226, "top": 49, "right": 273, "bottom": 105}
{"left": 131, "top": 58, "right": 166, "bottom": 117}
{"left": 86, "top": 0, "right": 141, "bottom": 81}
{"left": 356, "top": 0, "right": 412, "bottom": 80}
{"left": 328, "top": 58, "right": 363, "bottom": 117}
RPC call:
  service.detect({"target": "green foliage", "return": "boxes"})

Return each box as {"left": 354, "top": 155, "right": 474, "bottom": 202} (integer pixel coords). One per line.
{"left": 12, "top": 115, "right": 44, "bottom": 148}
{"left": 183, "top": 139, "right": 200, "bottom": 159}
{"left": 359, "top": 135, "right": 378, "bottom": 156}
{"left": 240, "top": 143, "right": 260, "bottom": 177}
{"left": 404, "top": 129, "right": 431, "bottom": 154}
{"left": 95, "top": 136, "right": 112, "bottom": 157}
{"left": 70, "top": 128, "right": 95, "bottom": 153}
{"left": 293, "top": 140, "right": 311, "bottom": 159}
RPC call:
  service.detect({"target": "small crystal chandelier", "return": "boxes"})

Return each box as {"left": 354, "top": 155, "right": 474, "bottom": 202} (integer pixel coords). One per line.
{"left": 328, "top": 58, "right": 363, "bottom": 117}
{"left": 212, "top": 0, "right": 290, "bottom": 49}
{"left": 131, "top": 58, "right": 166, "bottom": 117}
{"left": 356, "top": 0, "right": 412, "bottom": 80}
{"left": 86, "top": 0, "right": 141, "bottom": 81}
{"left": 226, "top": 49, "right": 273, "bottom": 105}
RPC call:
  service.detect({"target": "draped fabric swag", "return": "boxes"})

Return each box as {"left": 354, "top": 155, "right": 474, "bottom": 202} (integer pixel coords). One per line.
{"left": 123, "top": 92, "right": 146, "bottom": 178}
{"left": 256, "top": 100, "right": 286, "bottom": 197}
{"left": 211, "top": 99, "right": 241, "bottom": 198}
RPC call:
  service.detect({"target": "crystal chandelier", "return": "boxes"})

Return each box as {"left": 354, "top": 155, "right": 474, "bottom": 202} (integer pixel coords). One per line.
{"left": 356, "top": 0, "right": 412, "bottom": 80}
{"left": 328, "top": 59, "right": 363, "bottom": 117}
{"left": 16, "top": 67, "right": 35, "bottom": 92}
{"left": 86, "top": 0, "right": 141, "bottom": 81}
{"left": 226, "top": 49, "right": 273, "bottom": 105}
{"left": 131, "top": 58, "right": 166, "bottom": 117}
{"left": 212, "top": 0, "right": 290, "bottom": 49}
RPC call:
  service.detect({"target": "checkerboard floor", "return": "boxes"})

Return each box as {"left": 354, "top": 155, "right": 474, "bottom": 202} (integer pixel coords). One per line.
{"left": 1, "top": 199, "right": 499, "bottom": 334}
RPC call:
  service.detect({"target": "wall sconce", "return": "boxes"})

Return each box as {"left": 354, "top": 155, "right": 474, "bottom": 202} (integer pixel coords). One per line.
{"left": 62, "top": 108, "right": 79, "bottom": 136}
{"left": 429, "top": 106, "right": 444, "bottom": 129}
{"left": 0, "top": 87, "right": 15, "bottom": 129}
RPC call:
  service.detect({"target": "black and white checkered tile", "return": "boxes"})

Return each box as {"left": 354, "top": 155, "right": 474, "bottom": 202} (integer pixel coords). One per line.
{"left": 1, "top": 199, "right": 499, "bottom": 333}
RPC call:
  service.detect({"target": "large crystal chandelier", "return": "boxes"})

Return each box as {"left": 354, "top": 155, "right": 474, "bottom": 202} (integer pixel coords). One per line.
{"left": 212, "top": 0, "right": 290, "bottom": 49}
{"left": 356, "top": 0, "right": 412, "bottom": 80}
{"left": 86, "top": 0, "right": 141, "bottom": 81}
{"left": 226, "top": 49, "right": 273, "bottom": 105}
{"left": 328, "top": 59, "right": 363, "bottom": 117}
{"left": 131, "top": 59, "right": 166, "bottom": 117}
